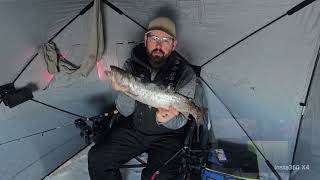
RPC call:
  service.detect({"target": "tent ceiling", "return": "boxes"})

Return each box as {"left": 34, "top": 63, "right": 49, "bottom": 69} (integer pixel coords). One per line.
{"left": 108, "top": 0, "right": 301, "bottom": 65}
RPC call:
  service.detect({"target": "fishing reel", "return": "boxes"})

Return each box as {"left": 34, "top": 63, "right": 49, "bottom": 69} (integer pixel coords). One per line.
{"left": 149, "top": 120, "right": 210, "bottom": 180}
{"left": 152, "top": 120, "right": 259, "bottom": 180}
{"left": 74, "top": 118, "right": 92, "bottom": 145}
{"left": 74, "top": 108, "right": 119, "bottom": 145}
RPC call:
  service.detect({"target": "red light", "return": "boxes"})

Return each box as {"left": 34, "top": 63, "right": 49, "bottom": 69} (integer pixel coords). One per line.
{"left": 43, "top": 70, "right": 53, "bottom": 81}
{"left": 97, "top": 60, "right": 105, "bottom": 80}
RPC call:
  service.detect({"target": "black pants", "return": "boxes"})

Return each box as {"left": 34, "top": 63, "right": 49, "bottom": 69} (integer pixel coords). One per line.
{"left": 88, "top": 117, "right": 186, "bottom": 180}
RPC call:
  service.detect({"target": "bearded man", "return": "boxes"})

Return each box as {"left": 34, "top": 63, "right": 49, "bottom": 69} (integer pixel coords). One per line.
{"left": 88, "top": 17, "right": 196, "bottom": 180}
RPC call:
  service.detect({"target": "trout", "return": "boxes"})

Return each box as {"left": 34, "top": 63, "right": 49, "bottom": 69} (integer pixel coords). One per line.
{"left": 107, "top": 65, "right": 204, "bottom": 124}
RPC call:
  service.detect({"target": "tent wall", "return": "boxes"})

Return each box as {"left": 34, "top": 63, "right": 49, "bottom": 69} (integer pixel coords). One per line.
{"left": 107, "top": 0, "right": 320, "bottom": 179}
{"left": 292, "top": 43, "right": 320, "bottom": 180}
{"left": 0, "top": 2, "right": 147, "bottom": 179}
{"left": 1, "top": 1, "right": 320, "bottom": 180}
{"left": 0, "top": 1, "right": 117, "bottom": 180}
{"left": 201, "top": 2, "right": 320, "bottom": 179}
{"left": 0, "top": 0, "right": 91, "bottom": 85}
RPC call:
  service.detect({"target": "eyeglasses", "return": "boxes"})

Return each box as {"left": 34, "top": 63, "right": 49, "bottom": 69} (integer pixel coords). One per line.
{"left": 147, "top": 34, "right": 174, "bottom": 46}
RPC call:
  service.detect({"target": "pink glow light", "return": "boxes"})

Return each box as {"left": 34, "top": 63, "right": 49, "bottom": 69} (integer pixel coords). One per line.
{"left": 43, "top": 70, "right": 54, "bottom": 81}
{"left": 97, "top": 60, "right": 105, "bottom": 80}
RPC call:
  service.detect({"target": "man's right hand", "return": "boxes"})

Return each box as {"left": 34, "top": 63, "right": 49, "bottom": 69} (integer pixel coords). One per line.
{"left": 156, "top": 106, "right": 179, "bottom": 124}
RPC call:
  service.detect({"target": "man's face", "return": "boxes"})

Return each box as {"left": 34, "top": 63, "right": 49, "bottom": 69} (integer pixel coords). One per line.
{"left": 144, "top": 30, "right": 177, "bottom": 68}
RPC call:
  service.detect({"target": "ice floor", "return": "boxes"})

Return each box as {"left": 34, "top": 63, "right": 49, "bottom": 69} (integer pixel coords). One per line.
{"left": 44, "top": 143, "right": 147, "bottom": 180}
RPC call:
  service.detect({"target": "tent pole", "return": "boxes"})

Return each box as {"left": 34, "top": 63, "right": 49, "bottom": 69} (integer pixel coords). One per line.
{"left": 48, "top": 1, "right": 94, "bottom": 43}
{"left": 12, "top": 53, "right": 39, "bottom": 84}
{"left": 199, "top": 76, "right": 283, "bottom": 180}
{"left": 102, "top": 0, "right": 147, "bottom": 30}
{"left": 200, "top": 0, "right": 317, "bottom": 68}
{"left": 12, "top": 1, "right": 95, "bottom": 84}
{"left": 200, "top": 14, "right": 285, "bottom": 68}
{"left": 31, "top": 99, "right": 87, "bottom": 119}
{"left": 290, "top": 43, "right": 320, "bottom": 176}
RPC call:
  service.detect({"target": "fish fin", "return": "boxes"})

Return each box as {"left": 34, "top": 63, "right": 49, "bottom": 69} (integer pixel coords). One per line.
{"left": 174, "top": 91, "right": 189, "bottom": 98}
{"left": 181, "top": 112, "right": 190, "bottom": 119}
{"left": 167, "top": 86, "right": 174, "bottom": 91}
{"left": 104, "top": 70, "right": 111, "bottom": 79}
{"left": 190, "top": 107, "right": 208, "bottom": 126}
{"left": 198, "top": 108, "right": 208, "bottom": 125}
{"left": 124, "top": 91, "right": 138, "bottom": 97}
{"left": 202, "top": 108, "right": 208, "bottom": 113}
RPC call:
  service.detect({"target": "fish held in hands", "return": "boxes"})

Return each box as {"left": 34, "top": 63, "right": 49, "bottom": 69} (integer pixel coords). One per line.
{"left": 106, "top": 65, "right": 205, "bottom": 124}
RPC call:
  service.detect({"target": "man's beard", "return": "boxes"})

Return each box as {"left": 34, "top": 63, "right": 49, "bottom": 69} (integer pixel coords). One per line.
{"left": 147, "top": 48, "right": 169, "bottom": 68}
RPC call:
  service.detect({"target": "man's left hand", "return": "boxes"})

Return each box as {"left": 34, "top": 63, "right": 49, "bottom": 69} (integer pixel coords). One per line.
{"left": 156, "top": 106, "right": 179, "bottom": 124}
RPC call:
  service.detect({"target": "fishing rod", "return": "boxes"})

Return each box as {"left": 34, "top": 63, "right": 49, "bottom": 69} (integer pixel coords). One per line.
{"left": 0, "top": 96, "right": 117, "bottom": 147}
{"left": 0, "top": 99, "right": 89, "bottom": 147}
{"left": 0, "top": 122, "right": 75, "bottom": 147}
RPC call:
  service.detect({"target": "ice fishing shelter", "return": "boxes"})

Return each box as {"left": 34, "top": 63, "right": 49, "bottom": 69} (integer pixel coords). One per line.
{"left": 0, "top": 0, "right": 320, "bottom": 180}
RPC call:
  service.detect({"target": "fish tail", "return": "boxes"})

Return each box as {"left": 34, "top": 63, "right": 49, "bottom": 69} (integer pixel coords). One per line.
{"left": 190, "top": 107, "right": 207, "bottom": 125}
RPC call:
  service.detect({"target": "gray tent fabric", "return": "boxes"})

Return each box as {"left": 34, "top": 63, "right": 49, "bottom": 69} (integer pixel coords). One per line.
{"left": 78, "top": 0, "right": 104, "bottom": 77}
{"left": 39, "top": 42, "right": 79, "bottom": 74}
{"left": 194, "top": 78, "right": 211, "bottom": 130}
{"left": 40, "top": 0, "right": 104, "bottom": 77}
{"left": 1, "top": 0, "right": 320, "bottom": 180}
{"left": 40, "top": 42, "right": 59, "bottom": 74}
